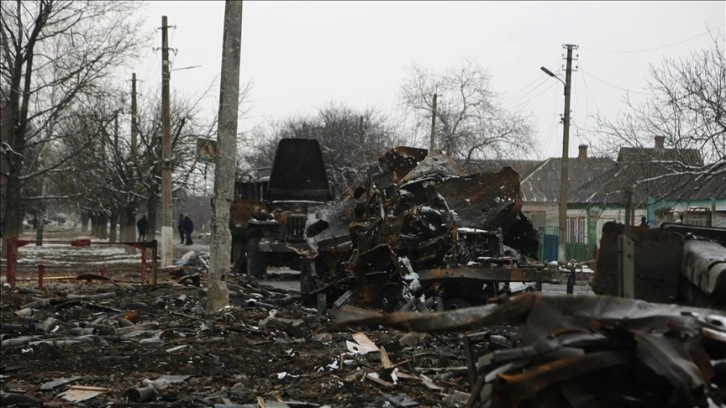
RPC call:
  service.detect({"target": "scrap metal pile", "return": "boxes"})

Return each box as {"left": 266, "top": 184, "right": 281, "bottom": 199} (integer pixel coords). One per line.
{"left": 332, "top": 292, "right": 726, "bottom": 407}
{"left": 303, "top": 147, "right": 554, "bottom": 311}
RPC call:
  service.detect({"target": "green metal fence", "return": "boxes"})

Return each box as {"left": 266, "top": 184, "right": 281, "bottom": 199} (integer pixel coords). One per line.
{"left": 538, "top": 226, "right": 596, "bottom": 262}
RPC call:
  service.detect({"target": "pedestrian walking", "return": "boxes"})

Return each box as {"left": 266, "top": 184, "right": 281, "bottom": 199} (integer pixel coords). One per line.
{"left": 183, "top": 215, "right": 194, "bottom": 245}
{"left": 136, "top": 215, "right": 148, "bottom": 242}
{"left": 177, "top": 214, "right": 185, "bottom": 244}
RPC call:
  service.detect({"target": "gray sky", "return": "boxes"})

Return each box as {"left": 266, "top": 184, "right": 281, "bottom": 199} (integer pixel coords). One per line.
{"left": 136, "top": 1, "right": 725, "bottom": 160}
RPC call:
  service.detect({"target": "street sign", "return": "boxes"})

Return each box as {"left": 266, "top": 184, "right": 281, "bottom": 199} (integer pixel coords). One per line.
{"left": 196, "top": 138, "right": 217, "bottom": 163}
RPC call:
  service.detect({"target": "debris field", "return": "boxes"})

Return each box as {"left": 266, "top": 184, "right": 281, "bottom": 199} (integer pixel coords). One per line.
{"left": 1, "top": 263, "right": 510, "bottom": 408}
{"left": 1, "top": 253, "right": 724, "bottom": 407}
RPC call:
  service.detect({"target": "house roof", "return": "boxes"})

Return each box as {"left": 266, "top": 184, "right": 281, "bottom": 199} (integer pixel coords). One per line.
{"left": 462, "top": 159, "right": 543, "bottom": 179}
{"left": 571, "top": 161, "right": 683, "bottom": 205}
{"left": 571, "top": 159, "right": 725, "bottom": 205}
{"left": 617, "top": 147, "right": 703, "bottom": 166}
{"left": 448, "top": 142, "right": 722, "bottom": 207}
{"left": 519, "top": 157, "right": 616, "bottom": 203}
{"left": 663, "top": 169, "right": 726, "bottom": 201}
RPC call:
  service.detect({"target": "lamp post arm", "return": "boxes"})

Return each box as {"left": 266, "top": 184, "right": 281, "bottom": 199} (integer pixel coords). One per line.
{"left": 541, "top": 66, "right": 566, "bottom": 86}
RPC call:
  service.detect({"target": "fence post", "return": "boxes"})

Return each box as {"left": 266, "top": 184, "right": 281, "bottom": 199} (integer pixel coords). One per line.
{"left": 140, "top": 249, "right": 147, "bottom": 283}
{"left": 38, "top": 260, "right": 45, "bottom": 289}
{"left": 151, "top": 240, "right": 158, "bottom": 289}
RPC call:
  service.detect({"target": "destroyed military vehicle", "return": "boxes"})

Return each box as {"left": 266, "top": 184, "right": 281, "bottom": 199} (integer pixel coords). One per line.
{"left": 593, "top": 221, "right": 726, "bottom": 309}
{"left": 301, "top": 146, "right": 557, "bottom": 311}
{"left": 230, "top": 138, "right": 333, "bottom": 277}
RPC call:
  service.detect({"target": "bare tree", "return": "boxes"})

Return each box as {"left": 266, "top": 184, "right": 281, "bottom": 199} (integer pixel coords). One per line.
{"left": 400, "top": 60, "right": 536, "bottom": 164}
{"left": 0, "top": 0, "right": 146, "bottom": 247}
{"left": 50, "top": 96, "right": 126, "bottom": 239}
{"left": 244, "top": 103, "right": 401, "bottom": 197}
{"left": 590, "top": 32, "right": 725, "bottom": 184}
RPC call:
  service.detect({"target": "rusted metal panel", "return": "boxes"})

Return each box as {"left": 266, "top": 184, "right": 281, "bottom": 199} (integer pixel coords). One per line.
{"left": 399, "top": 151, "right": 466, "bottom": 184}
{"left": 593, "top": 222, "right": 682, "bottom": 303}
{"left": 417, "top": 266, "right": 556, "bottom": 282}
{"left": 595, "top": 221, "right": 726, "bottom": 308}
{"left": 379, "top": 146, "right": 429, "bottom": 183}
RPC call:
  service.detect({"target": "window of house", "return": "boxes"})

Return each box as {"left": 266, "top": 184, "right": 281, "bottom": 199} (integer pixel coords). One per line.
{"left": 567, "top": 217, "right": 587, "bottom": 243}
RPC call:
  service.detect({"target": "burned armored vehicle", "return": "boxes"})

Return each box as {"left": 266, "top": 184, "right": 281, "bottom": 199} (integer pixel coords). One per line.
{"left": 302, "top": 147, "right": 557, "bottom": 311}
{"left": 230, "top": 138, "right": 333, "bottom": 277}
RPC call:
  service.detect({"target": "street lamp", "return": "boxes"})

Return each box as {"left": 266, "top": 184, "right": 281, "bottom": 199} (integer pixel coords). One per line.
{"left": 541, "top": 44, "right": 577, "bottom": 263}
{"left": 540, "top": 66, "right": 564, "bottom": 85}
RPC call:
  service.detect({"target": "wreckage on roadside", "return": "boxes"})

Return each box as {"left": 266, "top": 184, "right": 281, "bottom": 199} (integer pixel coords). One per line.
{"left": 301, "top": 146, "right": 556, "bottom": 311}
{"left": 332, "top": 293, "right": 726, "bottom": 407}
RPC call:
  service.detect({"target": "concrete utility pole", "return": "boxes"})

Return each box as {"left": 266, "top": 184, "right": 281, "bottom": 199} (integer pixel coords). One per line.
{"left": 429, "top": 93, "right": 437, "bottom": 153}
{"left": 160, "top": 16, "right": 173, "bottom": 268}
{"left": 558, "top": 44, "right": 577, "bottom": 263}
{"left": 207, "top": 0, "right": 243, "bottom": 313}
{"left": 131, "top": 73, "right": 138, "bottom": 161}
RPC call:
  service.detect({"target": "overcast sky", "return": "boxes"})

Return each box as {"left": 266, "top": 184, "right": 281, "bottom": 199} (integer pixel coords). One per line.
{"left": 135, "top": 1, "right": 725, "bottom": 160}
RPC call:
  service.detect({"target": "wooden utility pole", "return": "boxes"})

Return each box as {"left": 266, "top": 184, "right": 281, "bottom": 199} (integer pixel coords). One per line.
{"left": 131, "top": 73, "right": 138, "bottom": 161}
{"left": 207, "top": 0, "right": 243, "bottom": 312}
{"left": 557, "top": 44, "right": 577, "bottom": 263}
{"left": 160, "top": 16, "right": 173, "bottom": 267}
{"left": 429, "top": 93, "right": 437, "bottom": 153}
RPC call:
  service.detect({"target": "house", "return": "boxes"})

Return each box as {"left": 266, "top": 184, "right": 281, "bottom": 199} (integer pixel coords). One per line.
{"left": 467, "top": 145, "right": 616, "bottom": 261}
{"left": 573, "top": 136, "right": 725, "bottom": 239}
{"left": 465, "top": 137, "right": 725, "bottom": 262}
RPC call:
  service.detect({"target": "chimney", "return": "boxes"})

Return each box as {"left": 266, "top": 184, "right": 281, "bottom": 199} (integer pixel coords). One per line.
{"left": 654, "top": 136, "right": 665, "bottom": 149}
{"left": 578, "top": 144, "right": 588, "bottom": 159}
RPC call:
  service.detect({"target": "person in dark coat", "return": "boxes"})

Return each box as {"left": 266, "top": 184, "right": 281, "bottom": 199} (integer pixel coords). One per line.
{"left": 136, "top": 215, "right": 148, "bottom": 242}
{"left": 639, "top": 216, "right": 648, "bottom": 227}
{"left": 183, "top": 215, "right": 194, "bottom": 245}
{"left": 177, "top": 214, "right": 185, "bottom": 244}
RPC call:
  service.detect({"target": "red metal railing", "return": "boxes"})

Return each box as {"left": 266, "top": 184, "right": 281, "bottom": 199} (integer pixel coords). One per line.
{"left": 5, "top": 238, "right": 158, "bottom": 290}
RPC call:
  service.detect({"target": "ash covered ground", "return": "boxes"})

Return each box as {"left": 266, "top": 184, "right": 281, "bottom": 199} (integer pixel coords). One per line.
{"left": 0, "top": 227, "right": 592, "bottom": 407}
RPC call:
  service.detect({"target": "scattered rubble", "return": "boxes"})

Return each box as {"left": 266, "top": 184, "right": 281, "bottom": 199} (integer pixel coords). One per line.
{"left": 1, "top": 270, "right": 497, "bottom": 407}
{"left": 2, "top": 235, "right": 723, "bottom": 407}
{"left": 332, "top": 292, "right": 726, "bottom": 407}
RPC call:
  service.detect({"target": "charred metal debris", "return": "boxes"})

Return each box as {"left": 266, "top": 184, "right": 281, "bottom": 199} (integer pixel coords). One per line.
{"left": 593, "top": 221, "right": 726, "bottom": 309}
{"left": 332, "top": 292, "right": 726, "bottom": 408}
{"left": 302, "top": 147, "right": 554, "bottom": 312}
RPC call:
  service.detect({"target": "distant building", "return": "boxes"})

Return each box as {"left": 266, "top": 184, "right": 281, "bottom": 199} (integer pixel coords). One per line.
{"left": 466, "top": 138, "right": 725, "bottom": 262}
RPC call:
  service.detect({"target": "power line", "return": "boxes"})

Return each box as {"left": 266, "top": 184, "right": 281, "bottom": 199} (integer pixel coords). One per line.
{"left": 503, "top": 80, "right": 558, "bottom": 111}
{"left": 500, "top": 76, "right": 551, "bottom": 107}
{"left": 499, "top": 57, "right": 562, "bottom": 105}
{"left": 579, "top": 67, "right": 652, "bottom": 96}
{"left": 499, "top": 76, "right": 548, "bottom": 104}
{"left": 542, "top": 112, "right": 559, "bottom": 159}
{"left": 578, "top": 67, "right": 601, "bottom": 114}
{"left": 580, "top": 24, "right": 725, "bottom": 54}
